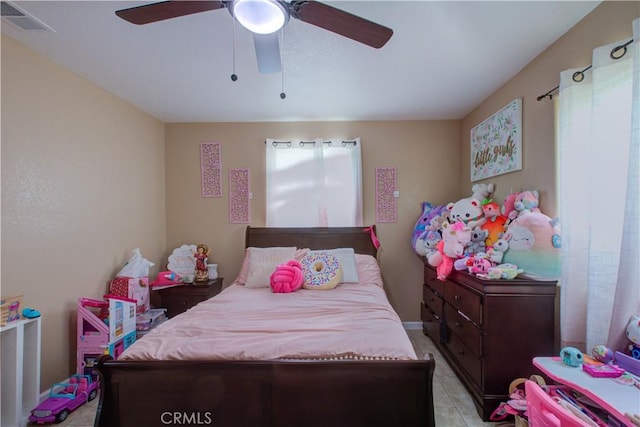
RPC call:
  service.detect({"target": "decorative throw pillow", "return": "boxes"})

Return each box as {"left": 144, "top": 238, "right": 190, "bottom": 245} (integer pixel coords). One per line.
{"left": 244, "top": 247, "right": 297, "bottom": 288}
{"left": 354, "top": 254, "right": 383, "bottom": 287}
{"left": 309, "top": 248, "right": 359, "bottom": 283}
{"left": 233, "top": 248, "right": 309, "bottom": 286}
{"left": 301, "top": 251, "right": 343, "bottom": 290}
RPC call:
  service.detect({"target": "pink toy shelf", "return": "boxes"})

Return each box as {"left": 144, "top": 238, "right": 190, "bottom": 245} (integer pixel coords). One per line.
{"left": 77, "top": 295, "right": 137, "bottom": 376}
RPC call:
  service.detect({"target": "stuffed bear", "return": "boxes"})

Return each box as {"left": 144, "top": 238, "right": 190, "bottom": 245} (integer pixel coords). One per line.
{"left": 467, "top": 227, "right": 489, "bottom": 254}
{"left": 514, "top": 190, "right": 541, "bottom": 217}
{"left": 447, "top": 197, "right": 486, "bottom": 229}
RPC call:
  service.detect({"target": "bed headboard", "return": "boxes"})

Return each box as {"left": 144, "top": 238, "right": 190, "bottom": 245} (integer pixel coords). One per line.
{"left": 245, "top": 226, "right": 378, "bottom": 257}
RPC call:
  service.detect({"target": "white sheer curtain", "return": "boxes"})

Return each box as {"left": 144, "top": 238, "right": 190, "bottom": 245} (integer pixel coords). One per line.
{"left": 265, "top": 137, "right": 363, "bottom": 227}
{"left": 557, "top": 18, "right": 639, "bottom": 353}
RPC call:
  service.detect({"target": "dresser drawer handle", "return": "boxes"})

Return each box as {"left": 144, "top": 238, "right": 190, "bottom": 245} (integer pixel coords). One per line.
{"left": 455, "top": 322, "right": 462, "bottom": 327}
{"left": 429, "top": 297, "right": 435, "bottom": 303}
{"left": 457, "top": 350, "right": 465, "bottom": 356}
{"left": 454, "top": 295, "right": 461, "bottom": 301}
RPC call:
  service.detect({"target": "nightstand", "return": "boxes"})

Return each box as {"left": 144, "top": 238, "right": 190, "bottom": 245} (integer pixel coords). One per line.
{"left": 155, "top": 277, "right": 223, "bottom": 318}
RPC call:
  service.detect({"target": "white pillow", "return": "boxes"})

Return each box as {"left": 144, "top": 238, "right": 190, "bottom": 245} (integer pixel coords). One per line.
{"left": 245, "top": 247, "right": 297, "bottom": 288}
{"left": 310, "top": 248, "right": 359, "bottom": 283}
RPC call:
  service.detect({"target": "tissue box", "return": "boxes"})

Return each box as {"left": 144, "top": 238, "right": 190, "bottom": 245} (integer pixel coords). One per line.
{"left": 109, "top": 277, "right": 149, "bottom": 314}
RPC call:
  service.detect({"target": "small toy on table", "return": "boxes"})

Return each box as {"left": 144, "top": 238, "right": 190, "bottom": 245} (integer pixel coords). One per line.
{"left": 626, "top": 315, "right": 640, "bottom": 359}
{"left": 591, "top": 344, "right": 615, "bottom": 364}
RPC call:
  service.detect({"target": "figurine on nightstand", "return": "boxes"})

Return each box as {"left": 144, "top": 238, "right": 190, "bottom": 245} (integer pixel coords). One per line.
{"left": 193, "top": 244, "right": 211, "bottom": 282}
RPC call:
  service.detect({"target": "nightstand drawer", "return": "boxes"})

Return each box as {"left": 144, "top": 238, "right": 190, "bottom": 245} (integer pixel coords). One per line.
{"left": 156, "top": 278, "right": 223, "bottom": 318}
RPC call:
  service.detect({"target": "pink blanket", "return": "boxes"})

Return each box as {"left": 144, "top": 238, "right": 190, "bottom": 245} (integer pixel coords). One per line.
{"left": 120, "top": 283, "right": 417, "bottom": 361}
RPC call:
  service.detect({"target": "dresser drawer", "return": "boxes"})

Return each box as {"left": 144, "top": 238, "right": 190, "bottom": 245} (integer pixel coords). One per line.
{"left": 445, "top": 332, "right": 482, "bottom": 388}
{"left": 421, "top": 303, "right": 441, "bottom": 344}
{"left": 423, "top": 267, "right": 444, "bottom": 295}
{"left": 443, "top": 281, "right": 482, "bottom": 325}
{"left": 444, "top": 304, "right": 482, "bottom": 357}
{"left": 422, "top": 285, "right": 442, "bottom": 317}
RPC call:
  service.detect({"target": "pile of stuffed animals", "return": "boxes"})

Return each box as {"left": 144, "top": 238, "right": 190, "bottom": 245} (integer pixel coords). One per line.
{"left": 412, "top": 183, "right": 561, "bottom": 281}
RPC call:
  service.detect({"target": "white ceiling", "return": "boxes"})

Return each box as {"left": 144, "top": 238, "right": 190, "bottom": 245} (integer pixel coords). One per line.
{"left": 2, "top": 1, "right": 601, "bottom": 123}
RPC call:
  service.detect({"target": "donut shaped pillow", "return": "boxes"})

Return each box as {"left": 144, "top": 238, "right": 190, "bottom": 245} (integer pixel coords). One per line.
{"left": 301, "top": 251, "right": 343, "bottom": 290}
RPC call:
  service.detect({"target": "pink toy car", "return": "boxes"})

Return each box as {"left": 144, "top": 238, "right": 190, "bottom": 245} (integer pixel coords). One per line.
{"left": 29, "top": 374, "right": 99, "bottom": 424}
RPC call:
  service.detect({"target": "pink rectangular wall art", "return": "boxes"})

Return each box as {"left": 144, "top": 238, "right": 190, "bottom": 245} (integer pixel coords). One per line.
{"left": 375, "top": 167, "right": 397, "bottom": 223}
{"left": 201, "top": 142, "right": 222, "bottom": 197}
{"left": 229, "top": 168, "right": 250, "bottom": 224}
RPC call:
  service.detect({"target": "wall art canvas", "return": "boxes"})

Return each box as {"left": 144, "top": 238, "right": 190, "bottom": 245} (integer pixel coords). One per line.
{"left": 375, "top": 167, "right": 397, "bottom": 223}
{"left": 201, "top": 142, "right": 222, "bottom": 197}
{"left": 470, "top": 98, "right": 522, "bottom": 181}
{"left": 229, "top": 168, "right": 250, "bottom": 224}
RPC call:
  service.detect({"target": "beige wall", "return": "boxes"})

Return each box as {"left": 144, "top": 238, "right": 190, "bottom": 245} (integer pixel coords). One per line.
{"left": 460, "top": 1, "right": 639, "bottom": 216}
{"left": 1, "top": 36, "right": 167, "bottom": 388}
{"left": 2, "top": 0, "right": 636, "bottom": 394}
{"left": 164, "top": 121, "right": 461, "bottom": 321}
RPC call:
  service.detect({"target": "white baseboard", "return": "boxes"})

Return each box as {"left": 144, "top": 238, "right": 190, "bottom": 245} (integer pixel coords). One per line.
{"left": 402, "top": 321, "right": 422, "bottom": 330}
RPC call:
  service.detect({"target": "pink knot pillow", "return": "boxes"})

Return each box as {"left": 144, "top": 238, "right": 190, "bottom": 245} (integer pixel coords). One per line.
{"left": 270, "top": 260, "right": 304, "bottom": 293}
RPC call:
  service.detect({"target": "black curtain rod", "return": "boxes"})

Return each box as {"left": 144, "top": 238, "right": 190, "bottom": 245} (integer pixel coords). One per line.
{"left": 537, "top": 38, "right": 633, "bottom": 101}
{"left": 266, "top": 140, "right": 358, "bottom": 146}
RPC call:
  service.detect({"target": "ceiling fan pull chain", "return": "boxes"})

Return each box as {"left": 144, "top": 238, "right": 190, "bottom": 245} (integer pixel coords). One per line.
{"left": 280, "top": 28, "right": 286, "bottom": 99}
{"left": 231, "top": 16, "right": 238, "bottom": 82}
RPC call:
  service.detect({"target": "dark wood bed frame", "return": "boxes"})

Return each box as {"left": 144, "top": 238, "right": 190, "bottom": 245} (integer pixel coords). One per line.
{"left": 95, "top": 226, "right": 435, "bottom": 427}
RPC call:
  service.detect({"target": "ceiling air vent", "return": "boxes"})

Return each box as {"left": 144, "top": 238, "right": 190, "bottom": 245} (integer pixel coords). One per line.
{"left": 1, "top": 1, "right": 54, "bottom": 31}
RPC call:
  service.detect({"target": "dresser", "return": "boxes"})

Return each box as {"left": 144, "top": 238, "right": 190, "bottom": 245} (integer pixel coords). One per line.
{"left": 156, "top": 278, "right": 223, "bottom": 318}
{"left": 420, "top": 260, "right": 557, "bottom": 421}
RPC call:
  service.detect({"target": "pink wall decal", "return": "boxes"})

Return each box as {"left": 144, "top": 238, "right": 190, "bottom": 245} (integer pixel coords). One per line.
{"left": 201, "top": 142, "right": 222, "bottom": 197}
{"left": 376, "top": 167, "right": 397, "bottom": 223}
{"left": 229, "top": 168, "right": 250, "bottom": 224}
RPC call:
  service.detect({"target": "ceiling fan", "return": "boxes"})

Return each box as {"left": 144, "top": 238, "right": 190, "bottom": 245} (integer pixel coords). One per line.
{"left": 115, "top": 0, "right": 393, "bottom": 74}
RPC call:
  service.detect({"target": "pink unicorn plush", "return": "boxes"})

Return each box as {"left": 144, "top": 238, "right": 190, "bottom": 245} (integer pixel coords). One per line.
{"left": 427, "top": 221, "right": 472, "bottom": 280}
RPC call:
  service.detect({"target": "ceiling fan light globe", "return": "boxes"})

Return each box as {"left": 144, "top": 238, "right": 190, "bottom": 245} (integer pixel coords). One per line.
{"left": 233, "top": 0, "right": 288, "bottom": 35}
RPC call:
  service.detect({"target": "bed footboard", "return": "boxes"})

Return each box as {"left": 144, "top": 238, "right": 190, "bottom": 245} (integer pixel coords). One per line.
{"left": 95, "top": 355, "right": 435, "bottom": 427}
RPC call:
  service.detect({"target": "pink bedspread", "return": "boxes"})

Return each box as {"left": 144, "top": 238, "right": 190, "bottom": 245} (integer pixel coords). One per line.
{"left": 120, "top": 283, "right": 417, "bottom": 361}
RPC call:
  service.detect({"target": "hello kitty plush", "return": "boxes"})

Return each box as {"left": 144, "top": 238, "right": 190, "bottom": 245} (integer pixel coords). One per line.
{"left": 626, "top": 315, "right": 640, "bottom": 359}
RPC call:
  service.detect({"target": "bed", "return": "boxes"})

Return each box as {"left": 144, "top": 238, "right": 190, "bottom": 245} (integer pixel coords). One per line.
{"left": 94, "top": 226, "right": 435, "bottom": 427}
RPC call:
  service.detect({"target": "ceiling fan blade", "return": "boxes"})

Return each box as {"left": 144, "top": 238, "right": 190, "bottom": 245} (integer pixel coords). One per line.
{"left": 253, "top": 33, "right": 282, "bottom": 74}
{"left": 290, "top": 1, "right": 393, "bottom": 49}
{"left": 115, "top": 1, "right": 225, "bottom": 25}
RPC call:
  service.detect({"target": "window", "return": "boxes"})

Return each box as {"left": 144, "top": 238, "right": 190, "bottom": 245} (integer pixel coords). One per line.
{"left": 265, "top": 138, "right": 363, "bottom": 227}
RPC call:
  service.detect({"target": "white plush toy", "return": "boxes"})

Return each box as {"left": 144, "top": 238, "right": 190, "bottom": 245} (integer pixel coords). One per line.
{"left": 447, "top": 197, "right": 486, "bottom": 229}
{"left": 471, "top": 182, "right": 496, "bottom": 202}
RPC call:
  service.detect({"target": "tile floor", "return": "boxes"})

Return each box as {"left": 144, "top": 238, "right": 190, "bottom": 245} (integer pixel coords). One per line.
{"left": 35, "top": 330, "right": 516, "bottom": 427}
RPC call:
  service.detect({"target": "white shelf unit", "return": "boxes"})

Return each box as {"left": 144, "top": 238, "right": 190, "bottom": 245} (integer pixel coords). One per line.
{"left": 1, "top": 317, "right": 42, "bottom": 427}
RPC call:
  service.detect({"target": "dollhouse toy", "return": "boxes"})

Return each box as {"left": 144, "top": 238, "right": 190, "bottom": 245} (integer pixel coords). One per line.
{"left": 76, "top": 295, "right": 136, "bottom": 376}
